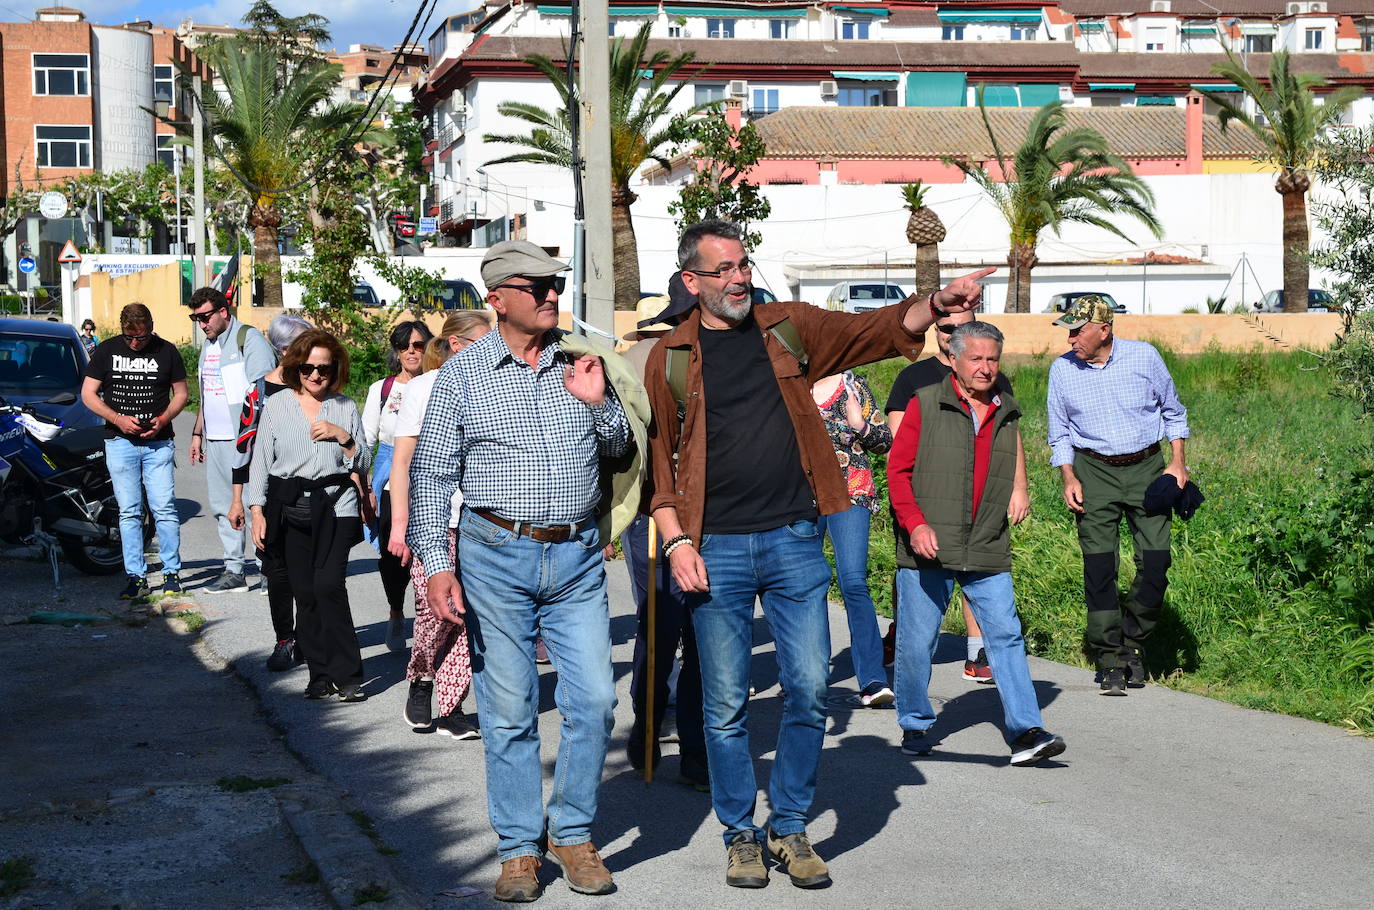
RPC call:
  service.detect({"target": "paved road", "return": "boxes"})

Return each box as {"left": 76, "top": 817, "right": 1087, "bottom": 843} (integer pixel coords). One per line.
{"left": 161, "top": 415, "right": 1373, "bottom": 910}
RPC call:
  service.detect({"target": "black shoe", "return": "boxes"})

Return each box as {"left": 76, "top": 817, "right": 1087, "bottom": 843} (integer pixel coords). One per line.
{"left": 724, "top": 834, "right": 768, "bottom": 889}
{"left": 336, "top": 684, "right": 367, "bottom": 703}
{"left": 404, "top": 679, "right": 434, "bottom": 728}
{"left": 119, "top": 575, "right": 149, "bottom": 600}
{"left": 266, "top": 639, "right": 297, "bottom": 672}
{"left": 434, "top": 710, "right": 480, "bottom": 740}
{"left": 1100, "top": 667, "right": 1127, "bottom": 696}
{"left": 161, "top": 573, "right": 183, "bottom": 595}
{"left": 900, "top": 729, "right": 932, "bottom": 756}
{"left": 678, "top": 753, "right": 710, "bottom": 792}
{"left": 203, "top": 572, "right": 249, "bottom": 594}
{"left": 304, "top": 678, "right": 335, "bottom": 700}
{"left": 1124, "top": 647, "right": 1147, "bottom": 688}
{"left": 1010, "top": 727, "right": 1067, "bottom": 766}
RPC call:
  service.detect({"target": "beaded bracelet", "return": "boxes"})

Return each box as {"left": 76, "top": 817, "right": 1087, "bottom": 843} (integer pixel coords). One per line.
{"left": 662, "top": 535, "right": 694, "bottom": 558}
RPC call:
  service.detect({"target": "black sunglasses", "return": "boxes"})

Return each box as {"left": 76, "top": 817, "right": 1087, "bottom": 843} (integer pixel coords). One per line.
{"left": 935, "top": 322, "right": 958, "bottom": 334}
{"left": 188, "top": 306, "right": 225, "bottom": 324}
{"left": 123, "top": 332, "right": 152, "bottom": 343}
{"left": 396, "top": 340, "right": 426, "bottom": 352}
{"left": 298, "top": 362, "right": 335, "bottom": 378}
{"left": 495, "top": 276, "right": 566, "bottom": 298}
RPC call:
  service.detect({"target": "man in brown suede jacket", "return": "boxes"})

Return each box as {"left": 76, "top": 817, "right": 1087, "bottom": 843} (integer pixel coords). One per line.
{"left": 643, "top": 219, "right": 991, "bottom": 890}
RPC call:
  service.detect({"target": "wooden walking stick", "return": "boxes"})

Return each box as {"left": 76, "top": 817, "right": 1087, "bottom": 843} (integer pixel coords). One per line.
{"left": 644, "top": 516, "right": 658, "bottom": 783}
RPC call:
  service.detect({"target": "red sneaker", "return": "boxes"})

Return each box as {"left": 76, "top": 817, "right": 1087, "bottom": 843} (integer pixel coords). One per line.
{"left": 882, "top": 623, "right": 896, "bottom": 668}
{"left": 962, "top": 648, "right": 994, "bottom": 685}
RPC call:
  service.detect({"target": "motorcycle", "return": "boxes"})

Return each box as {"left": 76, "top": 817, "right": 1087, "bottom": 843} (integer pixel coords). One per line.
{"left": 0, "top": 392, "right": 152, "bottom": 579}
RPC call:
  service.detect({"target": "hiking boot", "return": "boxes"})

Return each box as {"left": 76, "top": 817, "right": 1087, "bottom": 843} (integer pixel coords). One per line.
{"left": 118, "top": 575, "right": 149, "bottom": 600}
{"left": 336, "top": 684, "right": 367, "bottom": 703}
{"left": 535, "top": 637, "right": 551, "bottom": 665}
{"left": 963, "top": 647, "right": 995, "bottom": 684}
{"left": 766, "top": 829, "right": 831, "bottom": 888}
{"left": 161, "top": 573, "right": 183, "bottom": 595}
{"left": 494, "top": 855, "right": 542, "bottom": 903}
{"left": 724, "top": 833, "right": 768, "bottom": 889}
{"left": 857, "top": 682, "right": 895, "bottom": 707}
{"left": 547, "top": 840, "right": 614, "bottom": 895}
{"left": 404, "top": 679, "right": 434, "bottom": 728}
{"left": 901, "top": 729, "right": 932, "bottom": 756}
{"left": 385, "top": 615, "right": 406, "bottom": 652}
{"left": 203, "top": 571, "right": 248, "bottom": 594}
{"left": 433, "top": 710, "right": 480, "bottom": 740}
{"left": 1124, "top": 647, "right": 1147, "bottom": 688}
{"left": 1010, "top": 727, "right": 1067, "bottom": 766}
{"left": 1100, "top": 667, "right": 1127, "bottom": 696}
{"left": 266, "top": 639, "right": 297, "bottom": 672}
{"left": 304, "top": 678, "right": 335, "bottom": 700}
{"left": 882, "top": 622, "right": 896, "bottom": 668}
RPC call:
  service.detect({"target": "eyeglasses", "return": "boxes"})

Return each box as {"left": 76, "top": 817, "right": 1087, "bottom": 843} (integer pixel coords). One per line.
{"left": 122, "top": 332, "right": 152, "bottom": 343}
{"left": 396, "top": 340, "right": 426, "bottom": 352}
{"left": 935, "top": 322, "right": 958, "bottom": 334}
{"left": 686, "top": 259, "right": 754, "bottom": 280}
{"left": 297, "top": 363, "right": 335, "bottom": 378}
{"left": 494, "top": 276, "right": 566, "bottom": 298}
{"left": 188, "top": 307, "right": 225, "bottom": 324}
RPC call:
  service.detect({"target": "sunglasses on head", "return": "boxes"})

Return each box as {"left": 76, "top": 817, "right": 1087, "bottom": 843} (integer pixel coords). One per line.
{"left": 495, "top": 276, "right": 566, "bottom": 298}
{"left": 188, "top": 306, "right": 225, "bottom": 324}
{"left": 298, "top": 362, "right": 335, "bottom": 378}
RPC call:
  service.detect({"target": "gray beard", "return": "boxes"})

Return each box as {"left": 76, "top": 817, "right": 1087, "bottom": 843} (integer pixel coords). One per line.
{"left": 700, "top": 284, "right": 753, "bottom": 324}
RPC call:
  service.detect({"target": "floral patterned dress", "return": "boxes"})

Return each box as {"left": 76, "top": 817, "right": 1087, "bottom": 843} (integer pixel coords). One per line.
{"left": 815, "top": 371, "right": 893, "bottom": 513}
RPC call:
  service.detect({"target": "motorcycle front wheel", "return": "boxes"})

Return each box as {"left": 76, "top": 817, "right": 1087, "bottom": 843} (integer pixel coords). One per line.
{"left": 60, "top": 508, "right": 156, "bottom": 576}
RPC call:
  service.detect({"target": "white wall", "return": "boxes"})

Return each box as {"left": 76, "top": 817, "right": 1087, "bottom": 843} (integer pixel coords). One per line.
{"left": 92, "top": 26, "right": 155, "bottom": 174}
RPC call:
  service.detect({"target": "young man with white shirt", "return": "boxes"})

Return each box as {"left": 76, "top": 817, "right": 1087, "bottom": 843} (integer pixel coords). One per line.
{"left": 187, "top": 287, "right": 276, "bottom": 593}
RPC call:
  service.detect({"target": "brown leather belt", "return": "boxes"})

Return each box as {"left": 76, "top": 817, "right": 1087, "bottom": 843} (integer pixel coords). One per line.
{"left": 470, "top": 509, "right": 587, "bottom": 543}
{"left": 1075, "top": 442, "right": 1160, "bottom": 467}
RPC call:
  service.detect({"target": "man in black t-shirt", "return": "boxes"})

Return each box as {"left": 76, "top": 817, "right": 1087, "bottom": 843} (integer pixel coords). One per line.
{"left": 884, "top": 309, "right": 1026, "bottom": 683}
{"left": 82, "top": 303, "right": 189, "bottom": 599}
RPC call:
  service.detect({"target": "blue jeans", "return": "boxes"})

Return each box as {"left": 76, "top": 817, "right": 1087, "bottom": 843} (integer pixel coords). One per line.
{"left": 456, "top": 509, "right": 616, "bottom": 862}
{"left": 894, "top": 568, "right": 1043, "bottom": 741}
{"left": 103, "top": 437, "right": 179, "bottom": 577}
{"left": 817, "top": 505, "right": 887, "bottom": 692}
{"left": 690, "top": 519, "right": 832, "bottom": 845}
{"left": 363, "top": 442, "right": 393, "bottom": 549}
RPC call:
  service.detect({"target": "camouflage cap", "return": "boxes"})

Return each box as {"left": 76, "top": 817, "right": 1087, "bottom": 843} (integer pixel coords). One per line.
{"left": 1053, "top": 295, "right": 1115, "bottom": 329}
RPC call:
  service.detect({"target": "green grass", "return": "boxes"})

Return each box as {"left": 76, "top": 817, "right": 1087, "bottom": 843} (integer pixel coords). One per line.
{"left": 217, "top": 775, "right": 291, "bottom": 793}
{"left": 855, "top": 344, "right": 1374, "bottom": 734}
{"left": 0, "top": 856, "right": 35, "bottom": 897}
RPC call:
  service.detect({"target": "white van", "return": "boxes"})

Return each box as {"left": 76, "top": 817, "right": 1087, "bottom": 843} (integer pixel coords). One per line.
{"left": 825, "top": 281, "right": 907, "bottom": 314}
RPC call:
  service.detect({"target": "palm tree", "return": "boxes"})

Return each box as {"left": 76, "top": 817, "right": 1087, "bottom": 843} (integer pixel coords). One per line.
{"left": 901, "top": 181, "right": 946, "bottom": 297}
{"left": 194, "top": 38, "right": 356, "bottom": 309}
{"left": 483, "top": 22, "right": 704, "bottom": 310}
{"left": 1200, "top": 50, "right": 1362, "bottom": 313}
{"left": 947, "top": 91, "right": 1162, "bottom": 313}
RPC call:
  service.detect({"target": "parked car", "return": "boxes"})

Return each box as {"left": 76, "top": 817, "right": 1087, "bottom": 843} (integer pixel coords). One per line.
{"left": 0, "top": 318, "right": 99, "bottom": 428}
{"left": 1254, "top": 289, "right": 1334, "bottom": 313}
{"left": 1044, "top": 291, "right": 1128, "bottom": 315}
{"left": 825, "top": 281, "right": 907, "bottom": 314}
{"left": 433, "top": 279, "right": 484, "bottom": 310}
{"left": 352, "top": 281, "right": 383, "bottom": 308}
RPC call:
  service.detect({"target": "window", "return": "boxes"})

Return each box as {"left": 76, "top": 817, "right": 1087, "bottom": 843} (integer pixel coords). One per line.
{"left": 841, "top": 20, "right": 870, "bottom": 40}
{"left": 33, "top": 53, "right": 90, "bottom": 96}
{"left": 153, "top": 64, "right": 175, "bottom": 106}
{"left": 706, "top": 18, "right": 735, "bottom": 39}
{"left": 769, "top": 19, "right": 795, "bottom": 39}
{"left": 1363, "top": 29, "right": 1374, "bottom": 51}
{"left": 36, "top": 125, "right": 92, "bottom": 168}
{"left": 1245, "top": 34, "right": 1274, "bottom": 53}
{"left": 668, "top": 24, "right": 685, "bottom": 38}
{"left": 751, "top": 88, "right": 779, "bottom": 117}
{"left": 157, "top": 134, "right": 177, "bottom": 171}
{"left": 1305, "top": 28, "right": 1323, "bottom": 50}
{"left": 837, "top": 85, "right": 897, "bottom": 107}
{"left": 1145, "top": 27, "right": 1167, "bottom": 51}
{"left": 1009, "top": 26, "right": 1033, "bottom": 41}
{"left": 941, "top": 25, "right": 965, "bottom": 40}
{"left": 695, "top": 84, "right": 725, "bottom": 106}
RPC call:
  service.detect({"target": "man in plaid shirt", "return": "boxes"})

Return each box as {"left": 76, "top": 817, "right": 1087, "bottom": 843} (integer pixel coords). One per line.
{"left": 1046, "top": 296, "right": 1191, "bottom": 697}
{"left": 408, "top": 241, "right": 628, "bottom": 902}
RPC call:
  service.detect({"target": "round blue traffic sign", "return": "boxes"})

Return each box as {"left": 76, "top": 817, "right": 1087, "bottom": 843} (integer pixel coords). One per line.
{"left": 18, "top": 257, "right": 36, "bottom": 274}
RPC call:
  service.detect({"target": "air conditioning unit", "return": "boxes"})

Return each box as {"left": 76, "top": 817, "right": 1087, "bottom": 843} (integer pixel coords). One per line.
{"left": 727, "top": 79, "right": 748, "bottom": 97}
{"left": 1287, "top": 1, "right": 1303, "bottom": 12}
{"left": 453, "top": 95, "right": 467, "bottom": 114}
{"left": 1310, "top": 1, "right": 1327, "bottom": 11}
{"left": 819, "top": 79, "right": 838, "bottom": 97}
{"left": 1150, "top": 0, "right": 1170, "bottom": 10}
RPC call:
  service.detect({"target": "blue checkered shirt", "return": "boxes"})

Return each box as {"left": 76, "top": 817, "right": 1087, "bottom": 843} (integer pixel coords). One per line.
{"left": 1046, "top": 338, "right": 1190, "bottom": 468}
{"left": 407, "top": 330, "right": 629, "bottom": 577}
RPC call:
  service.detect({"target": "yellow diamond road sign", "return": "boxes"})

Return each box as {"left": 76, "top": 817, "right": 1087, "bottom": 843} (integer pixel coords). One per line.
{"left": 58, "top": 239, "right": 82, "bottom": 263}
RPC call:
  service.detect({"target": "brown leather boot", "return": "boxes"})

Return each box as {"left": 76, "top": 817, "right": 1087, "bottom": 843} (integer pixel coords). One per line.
{"left": 547, "top": 840, "right": 615, "bottom": 895}
{"left": 494, "top": 855, "right": 542, "bottom": 903}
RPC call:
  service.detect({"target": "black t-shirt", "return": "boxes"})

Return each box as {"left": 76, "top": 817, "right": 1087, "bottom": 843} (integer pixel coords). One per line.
{"left": 884, "top": 356, "right": 1014, "bottom": 414}
{"left": 85, "top": 335, "right": 187, "bottom": 442}
{"left": 699, "top": 314, "right": 816, "bottom": 533}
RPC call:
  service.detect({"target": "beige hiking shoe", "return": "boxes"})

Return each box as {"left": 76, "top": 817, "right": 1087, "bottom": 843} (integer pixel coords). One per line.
{"left": 493, "top": 855, "right": 542, "bottom": 903}
{"left": 547, "top": 840, "right": 614, "bottom": 895}
{"left": 725, "top": 833, "right": 768, "bottom": 888}
{"left": 766, "top": 829, "right": 831, "bottom": 888}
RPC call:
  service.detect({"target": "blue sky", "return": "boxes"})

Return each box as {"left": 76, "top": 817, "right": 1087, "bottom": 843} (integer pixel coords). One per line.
{"left": 7, "top": 0, "right": 428, "bottom": 52}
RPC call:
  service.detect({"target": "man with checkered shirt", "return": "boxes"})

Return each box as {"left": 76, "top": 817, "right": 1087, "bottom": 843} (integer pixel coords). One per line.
{"left": 408, "top": 241, "right": 631, "bottom": 903}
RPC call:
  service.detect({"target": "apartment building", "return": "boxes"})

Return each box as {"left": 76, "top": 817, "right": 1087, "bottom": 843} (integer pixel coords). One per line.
{"left": 329, "top": 42, "right": 430, "bottom": 109}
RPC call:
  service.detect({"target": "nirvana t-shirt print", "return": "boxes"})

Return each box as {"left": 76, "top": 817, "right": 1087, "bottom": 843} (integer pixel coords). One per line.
{"left": 85, "top": 335, "right": 187, "bottom": 442}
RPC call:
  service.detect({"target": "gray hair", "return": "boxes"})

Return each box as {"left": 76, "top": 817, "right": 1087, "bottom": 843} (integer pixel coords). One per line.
{"left": 267, "top": 314, "right": 314, "bottom": 354}
{"left": 948, "top": 321, "right": 1004, "bottom": 358}
{"left": 677, "top": 220, "right": 745, "bottom": 270}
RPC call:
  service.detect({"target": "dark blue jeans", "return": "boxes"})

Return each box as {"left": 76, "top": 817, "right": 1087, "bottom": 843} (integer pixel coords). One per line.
{"left": 689, "top": 519, "right": 832, "bottom": 845}
{"left": 817, "top": 504, "right": 888, "bottom": 692}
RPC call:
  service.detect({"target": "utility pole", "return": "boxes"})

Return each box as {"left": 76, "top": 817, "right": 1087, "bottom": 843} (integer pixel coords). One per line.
{"left": 579, "top": 0, "right": 615, "bottom": 335}
{"left": 192, "top": 73, "right": 207, "bottom": 289}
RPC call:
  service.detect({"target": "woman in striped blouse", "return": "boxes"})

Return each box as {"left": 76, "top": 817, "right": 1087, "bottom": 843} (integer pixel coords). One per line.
{"left": 248, "top": 330, "right": 371, "bottom": 702}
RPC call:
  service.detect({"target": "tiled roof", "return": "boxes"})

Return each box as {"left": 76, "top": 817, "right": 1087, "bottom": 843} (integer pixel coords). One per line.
{"left": 1062, "top": 0, "right": 1374, "bottom": 13}
{"left": 750, "top": 105, "right": 1269, "bottom": 159}
{"left": 1078, "top": 50, "right": 1367, "bottom": 80}
{"left": 888, "top": 8, "right": 942, "bottom": 28}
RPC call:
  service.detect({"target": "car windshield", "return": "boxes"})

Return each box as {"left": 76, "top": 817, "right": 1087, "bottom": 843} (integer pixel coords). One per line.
{"left": 437, "top": 282, "right": 481, "bottom": 309}
{"left": 1310, "top": 290, "right": 1334, "bottom": 304}
{"left": 0, "top": 332, "right": 83, "bottom": 394}
{"left": 851, "top": 284, "right": 902, "bottom": 300}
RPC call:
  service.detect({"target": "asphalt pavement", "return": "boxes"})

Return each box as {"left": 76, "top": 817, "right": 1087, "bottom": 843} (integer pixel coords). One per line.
{"left": 12, "top": 410, "right": 1371, "bottom": 909}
